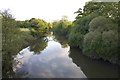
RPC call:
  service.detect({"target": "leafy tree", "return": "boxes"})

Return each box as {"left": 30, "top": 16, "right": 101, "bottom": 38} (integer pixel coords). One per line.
{"left": 89, "top": 16, "right": 109, "bottom": 32}
{"left": 83, "top": 16, "right": 118, "bottom": 64}
{"left": 69, "top": 1, "right": 119, "bottom": 65}
{"left": 1, "top": 10, "right": 34, "bottom": 77}
{"left": 83, "top": 2, "right": 118, "bottom": 23}
{"left": 75, "top": 2, "right": 118, "bottom": 23}
{"left": 83, "top": 31, "right": 102, "bottom": 56}
{"left": 29, "top": 18, "right": 48, "bottom": 38}
{"left": 1, "top": 10, "right": 21, "bottom": 77}
{"left": 16, "top": 21, "right": 24, "bottom": 28}
{"left": 69, "top": 13, "right": 98, "bottom": 48}
{"left": 52, "top": 17, "right": 72, "bottom": 38}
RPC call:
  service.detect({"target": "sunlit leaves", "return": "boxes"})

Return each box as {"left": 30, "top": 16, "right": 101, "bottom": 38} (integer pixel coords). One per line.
{"left": 29, "top": 18, "right": 48, "bottom": 38}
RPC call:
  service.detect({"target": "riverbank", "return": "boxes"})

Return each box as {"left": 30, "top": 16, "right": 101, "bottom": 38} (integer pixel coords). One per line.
{"left": 86, "top": 53, "right": 120, "bottom": 66}
{"left": 69, "top": 47, "right": 119, "bottom": 78}
{"left": 70, "top": 46, "right": 120, "bottom": 66}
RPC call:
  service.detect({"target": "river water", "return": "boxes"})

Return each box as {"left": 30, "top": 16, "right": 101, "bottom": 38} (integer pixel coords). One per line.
{"left": 13, "top": 33, "right": 119, "bottom": 78}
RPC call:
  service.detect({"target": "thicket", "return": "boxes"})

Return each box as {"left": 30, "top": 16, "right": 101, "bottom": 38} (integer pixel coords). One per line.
{"left": 68, "top": 2, "right": 119, "bottom": 65}
{"left": 52, "top": 16, "right": 72, "bottom": 38}
{"left": 1, "top": 10, "right": 34, "bottom": 77}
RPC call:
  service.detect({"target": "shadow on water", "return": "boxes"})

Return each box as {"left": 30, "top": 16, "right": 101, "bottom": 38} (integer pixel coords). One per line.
{"left": 69, "top": 47, "right": 119, "bottom": 78}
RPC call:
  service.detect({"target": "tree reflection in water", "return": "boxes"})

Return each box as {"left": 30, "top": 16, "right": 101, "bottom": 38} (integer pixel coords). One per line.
{"left": 69, "top": 47, "right": 119, "bottom": 78}
{"left": 30, "top": 38, "right": 48, "bottom": 54}
{"left": 9, "top": 31, "right": 119, "bottom": 78}
{"left": 53, "top": 33, "right": 68, "bottom": 48}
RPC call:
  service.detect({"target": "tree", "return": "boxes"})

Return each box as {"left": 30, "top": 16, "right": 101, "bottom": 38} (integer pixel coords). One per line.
{"left": 83, "top": 16, "right": 118, "bottom": 64}
{"left": 1, "top": 10, "right": 21, "bottom": 77}
{"left": 29, "top": 18, "right": 48, "bottom": 38}
{"left": 52, "top": 17, "right": 72, "bottom": 38}
{"left": 69, "top": 13, "right": 98, "bottom": 48}
{"left": 1, "top": 10, "right": 34, "bottom": 77}
{"left": 83, "top": 2, "right": 118, "bottom": 23}
{"left": 69, "top": 1, "right": 119, "bottom": 65}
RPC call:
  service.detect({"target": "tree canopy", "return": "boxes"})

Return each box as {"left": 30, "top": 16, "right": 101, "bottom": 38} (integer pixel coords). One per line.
{"left": 68, "top": 2, "right": 119, "bottom": 64}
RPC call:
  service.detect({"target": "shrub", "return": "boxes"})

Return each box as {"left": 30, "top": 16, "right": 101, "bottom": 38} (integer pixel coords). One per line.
{"left": 83, "top": 16, "right": 118, "bottom": 63}
{"left": 69, "top": 13, "right": 98, "bottom": 48}
{"left": 52, "top": 19, "right": 72, "bottom": 37}
{"left": 89, "top": 16, "right": 109, "bottom": 32}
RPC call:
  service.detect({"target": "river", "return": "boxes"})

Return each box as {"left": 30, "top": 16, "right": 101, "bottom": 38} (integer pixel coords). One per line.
{"left": 13, "top": 33, "right": 119, "bottom": 78}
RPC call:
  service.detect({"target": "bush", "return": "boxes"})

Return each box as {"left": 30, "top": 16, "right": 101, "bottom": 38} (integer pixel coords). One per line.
{"left": 69, "top": 13, "right": 98, "bottom": 48}
{"left": 29, "top": 18, "right": 48, "bottom": 38}
{"left": 83, "top": 31, "right": 102, "bottom": 56}
{"left": 69, "top": 30, "right": 84, "bottom": 48}
{"left": 89, "top": 16, "right": 109, "bottom": 32}
{"left": 1, "top": 10, "right": 34, "bottom": 77}
{"left": 52, "top": 19, "right": 72, "bottom": 38}
{"left": 101, "top": 30, "right": 118, "bottom": 57}
{"left": 83, "top": 16, "right": 118, "bottom": 64}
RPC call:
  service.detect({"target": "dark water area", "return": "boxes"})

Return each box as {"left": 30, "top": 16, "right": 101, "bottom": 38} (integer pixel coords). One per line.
{"left": 69, "top": 47, "right": 119, "bottom": 78}
{"left": 13, "top": 33, "right": 119, "bottom": 78}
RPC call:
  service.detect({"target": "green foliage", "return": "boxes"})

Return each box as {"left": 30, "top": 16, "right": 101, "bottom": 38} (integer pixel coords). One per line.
{"left": 16, "top": 21, "right": 24, "bottom": 28}
{"left": 54, "top": 34, "right": 68, "bottom": 48}
{"left": 69, "top": 13, "right": 98, "bottom": 48}
{"left": 83, "top": 16, "right": 118, "bottom": 63}
{"left": 75, "top": 2, "right": 118, "bottom": 23}
{"left": 102, "top": 30, "right": 118, "bottom": 57}
{"left": 69, "top": 2, "right": 119, "bottom": 64}
{"left": 69, "top": 31, "right": 84, "bottom": 48}
{"left": 16, "top": 18, "right": 49, "bottom": 38}
{"left": 83, "top": 2, "right": 118, "bottom": 23}
{"left": 52, "top": 18, "right": 72, "bottom": 38}
{"left": 29, "top": 18, "right": 48, "bottom": 38}
{"left": 89, "top": 16, "right": 109, "bottom": 32}
{"left": 83, "top": 31, "right": 102, "bottom": 55}
{"left": 1, "top": 10, "right": 34, "bottom": 77}
{"left": 30, "top": 38, "right": 48, "bottom": 53}
{"left": 16, "top": 20, "right": 31, "bottom": 28}
{"left": 89, "top": 16, "right": 118, "bottom": 32}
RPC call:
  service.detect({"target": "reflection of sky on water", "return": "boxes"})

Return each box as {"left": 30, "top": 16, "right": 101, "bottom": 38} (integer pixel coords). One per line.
{"left": 13, "top": 36, "right": 86, "bottom": 78}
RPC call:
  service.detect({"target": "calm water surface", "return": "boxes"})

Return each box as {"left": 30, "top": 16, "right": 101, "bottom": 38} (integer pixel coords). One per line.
{"left": 13, "top": 34, "right": 119, "bottom": 78}
{"left": 13, "top": 35, "right": 86, "bottom": 78}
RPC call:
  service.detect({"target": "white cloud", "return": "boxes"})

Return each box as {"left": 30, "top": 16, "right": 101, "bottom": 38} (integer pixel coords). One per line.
{"left": 0, "top": 0, "right": 91, "bottom": 21}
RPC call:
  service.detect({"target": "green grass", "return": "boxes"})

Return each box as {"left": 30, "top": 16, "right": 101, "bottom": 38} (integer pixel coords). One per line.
{"left": 19, "top": 28, "right": 30, "bottom": 32}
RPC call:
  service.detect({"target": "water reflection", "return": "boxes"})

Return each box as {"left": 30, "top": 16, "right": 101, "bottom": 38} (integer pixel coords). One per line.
{"left": 69, "top": 47, "right": 119, "bottom": 78}
{"left": 13, "top": 33, "right": 119, "bottom": 78}
{"left": 30, "top": 38, "right": 48, "bottom": 53}
{"left": 53, "top": 33, "right": 68, "bottom": 48}
{"left": 13, "top": 35, "right": 86, "bottom": 78}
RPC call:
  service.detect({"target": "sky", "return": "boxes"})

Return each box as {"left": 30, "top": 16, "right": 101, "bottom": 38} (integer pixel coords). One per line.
{"left": 0, "top": 0, "right": 91, "bottom": 22}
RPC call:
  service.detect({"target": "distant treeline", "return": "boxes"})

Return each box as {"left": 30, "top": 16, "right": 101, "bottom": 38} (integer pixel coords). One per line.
{"left": 16, "top": 18, "right": 52, "bottom": 37}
